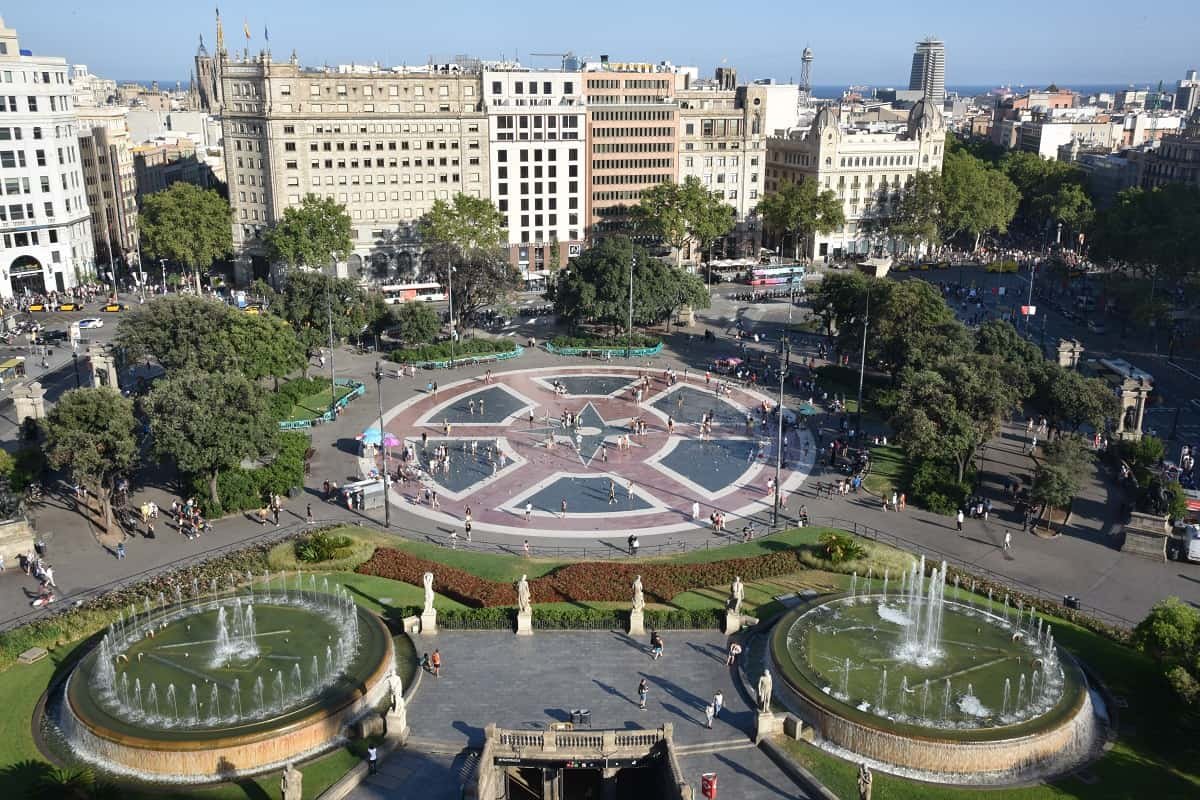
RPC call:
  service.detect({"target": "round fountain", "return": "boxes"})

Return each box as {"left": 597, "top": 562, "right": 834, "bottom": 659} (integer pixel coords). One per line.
{"left": 48, "top": 573, "right": 394, "bottom": 782}
{"left": 770, "top": 557, "right": 1104, "bottom": 783}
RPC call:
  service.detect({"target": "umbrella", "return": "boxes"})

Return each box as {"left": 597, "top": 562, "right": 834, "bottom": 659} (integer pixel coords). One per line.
{"left": 382, "top": 433, "right": 402, "bottom": 448}
{"left": 797, "top": 403, "right": 819, "bottom": 417}
{"left": 358, "top": 428, "right": 382, "bottom": 446}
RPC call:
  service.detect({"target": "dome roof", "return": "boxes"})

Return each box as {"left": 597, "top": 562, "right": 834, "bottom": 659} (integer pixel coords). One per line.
{"left": 810, "top": 105, "right": 840, "bottom": 137}
{"left": 907, "top": 98, "right": 945, "bottom": 138}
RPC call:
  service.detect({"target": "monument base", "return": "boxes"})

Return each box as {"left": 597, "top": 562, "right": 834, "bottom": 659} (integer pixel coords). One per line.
{"left": 386, "top": 707, "right": 410, "bottom": 744}
{"left": 629, "top": 609, "right": 645, "bottom": 636}
{"left": 420, "top": 609, "right": 438, "bottom": 635}
{"left": 1122, "top": 511, "right": 1169, "bottom": 562}
{"left": 724, "top": 609, "right": 743, "bottom": 634}
{"left": 754, "top": 711, "right": 783, "bottom": 744}
{"left": 516, "top": 611, "right": 533, "bottom": 635}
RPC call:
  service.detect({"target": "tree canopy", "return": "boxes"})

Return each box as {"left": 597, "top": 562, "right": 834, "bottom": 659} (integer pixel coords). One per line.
{"left": 263, "top": 194, "right": 354, "bottom": 271}
{"left": 45, "top": 388, "right": 139, "bottom": 527}
{"left": 142, "top": 372, "right": 278, "bottom": 506}
{"left": 757, "top": 179, "right": 845, "bottom": 261}
{"left": 941, "top": 148, "right": 1020, "bottom": 250}
{"left": 139, "top": 183, "right": 232, "bottom": 280}
{"left": 887, "top": 170, "right": 944, "bottom": 253}
{"left": 1091, "top": 184, "right": 1200, "bottom": 282}
{"left": 384, "top": 301, "right": 440, "bottom": 346}
{"left": 632, "top": 176, "right": 734, "bottom": 266}
{"left": 266, "top": 270, "right": 378, "bottom": 357}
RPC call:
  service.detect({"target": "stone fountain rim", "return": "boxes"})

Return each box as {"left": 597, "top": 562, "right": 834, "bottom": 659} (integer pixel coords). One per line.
{"left": 770, "top": 594, "right": 1089, "bottom": 745}
{"left": 62, "top": 603, "right": 392, "bottom": 750}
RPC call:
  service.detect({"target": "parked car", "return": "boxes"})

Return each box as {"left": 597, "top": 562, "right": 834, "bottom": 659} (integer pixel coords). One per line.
{"left": 57, "top": 302, "right": 85, "bottom": 312}
{"left": 100, "top": 303, "right": 125, "bottom": 313}
{"left": 41, "top": 329, "right": 69, "bottom": 342}
{"left": 78, "top": 318, "right": 104, "bottom": 329}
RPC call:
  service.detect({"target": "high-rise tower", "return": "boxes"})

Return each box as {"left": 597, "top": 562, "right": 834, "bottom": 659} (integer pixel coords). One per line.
{"left": 908, "top": 37, "right": 945, "bottom": 106}
{"left": 799, "top": 47, "right": 814, "bottom": 102}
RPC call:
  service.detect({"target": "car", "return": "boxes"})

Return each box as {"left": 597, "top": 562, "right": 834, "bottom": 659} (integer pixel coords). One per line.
{"left": 100, "top": 303, "right": 125, "bottom": 313}
{"left": 41, "top": 329, "right": 69, "bottom": 342}
{"left": 25, "top": 303, "right": 47, "bottom": 312}
{"left": 57, "top": 302, "right": 85, "bottom": 312}
{"left": 78, "top": 318, "right": 104, "bottom": 329}
{"left": 242, "top": 304, "right": 265, "bottom": 315}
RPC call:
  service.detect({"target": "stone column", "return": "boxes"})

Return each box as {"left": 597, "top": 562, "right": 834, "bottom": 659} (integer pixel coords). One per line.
{"left": 87, "top": 345, "right": 120, "bottom": 390}
{"left": 628, "top": 609, "right": 645, "bottom": 636}
{"left": 754, "top": 710, "right": 784, "bottom": 743}
{"left": 12, "top": 382, "right": 46, "bottom": 423}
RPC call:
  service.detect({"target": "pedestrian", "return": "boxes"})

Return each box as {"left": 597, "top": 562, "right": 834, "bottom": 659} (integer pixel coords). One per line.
{"left": 560, "top": 498, "right": 567, "bottom": 519}
{"left": 272, "top": 504, "right": 281, "bottom": 526}
{"left": 637, "top": 678, "right": 649, "bottom": 710}
{"left": 307, "top": 504, "right": 314, "bottom": 524}
{"left": 627, "top": 534, "right": 636, "bottom": 555}
{"left": 713, "top": 690, "right": 724, "bottom": 717}
{"left": 609, "top": 481, "right": 617, "bottom": 505}
{"left": 651, "top": 631, "right": 664, "bottom": 660}
{"left": 0, "top": 552, "right": 4, "bottom": 573}
{"left": 726, "top": 642, "right": 742, "bottom": 665}
{"left": 956, "top": 508, "right": 964, "bottom": 532}
{"left": 692, "top": 501, "right": 700, "bottom": 520}
{"left": 367, "top": 744, "right": 378, "bottom": 775}
{"left": 704, "top": 703, "right": 715, "bottom": 728}
{"left": 116, "top": 541, "right": 126, "bottom": 560}
{"left": 890, "top": 491, "right": 898, "bottom": 511}
{"left": 524, "top": 502, "right": 532, "bottom": 522}
{"left": 42, "top": 565, "right": 56, "bottom": 588}
{"left": 146, "top": 518, "right": 155, "bottom": 538}
{"left": 431, "top": 649, "right": 442, "bottom": 677}
{"left": 1003, "top": 531, "right": 1012, "bottom": 551}
{"left": 631, "top": 536, "right": 640, "bottom": 557}
{"left": 523, "top": 539, "right": 531, "bottom": 558}
{"left": 899, "top": 493, "right": 906, "bottom": 511}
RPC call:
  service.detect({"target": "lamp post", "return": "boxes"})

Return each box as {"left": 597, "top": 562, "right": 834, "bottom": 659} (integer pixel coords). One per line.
{"left": 326, "top": 288, "right": 336, "bottom": 412}
{"left": 445, "top": 257, "right": 456, "bottom": 363}
{"left": 772, "top": 337, "right": 790, "bottom": 529}
{"left": 72, "top": 351, "right": 80, "bottom": 389}
{"left": 626, "top": 256, "right": 636, "bottom": 359}
{"left": 160, "top": 259, "right": 167, "bottom": 294}
{"left": 855, "top": 285, "right": 871, "bottom": 435}
{"left": 373, "top": 360, "right": 391, "bottom": 528}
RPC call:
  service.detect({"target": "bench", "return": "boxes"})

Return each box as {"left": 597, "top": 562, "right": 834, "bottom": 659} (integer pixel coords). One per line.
{"left": 18, "top": 647, "right": 48, "bottom": 664}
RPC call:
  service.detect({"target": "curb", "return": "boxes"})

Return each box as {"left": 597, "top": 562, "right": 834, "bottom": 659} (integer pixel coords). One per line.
{"left": 759, "top": 738, "right": 841, "bottom": 800}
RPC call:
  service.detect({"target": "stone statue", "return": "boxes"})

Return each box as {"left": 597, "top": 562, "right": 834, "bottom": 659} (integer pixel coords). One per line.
{"left": 422, "top": 572, "right": 435, "bottom": 614}
{"left": 757, "top": 669, "right": 773, "bottom": 712}
{"left": 517, "top": 574, "right": 532, "bottom": 615}
{"left": 388, "top": 670, "right": 404, "bottom": 712}
{"left": 730, "top": 575, "right": 745, "bottom": 613}
{"left": 632, "top": 575, "right": 645, "bottom": 613}
{"left": 280, "top": 762, "right": 303, "bottom": 800}
{"left": 857, "top": 762, "right": 873, "bottom": 800}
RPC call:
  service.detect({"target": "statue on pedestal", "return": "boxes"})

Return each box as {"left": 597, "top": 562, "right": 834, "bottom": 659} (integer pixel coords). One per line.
{"left": 757, "top": 669, "right": 773, "bottom": 712}
{"left": 517, "top": 574, "right": 532, "bottom": 615}
{"left": 857, "top": 763, "right": 873, "bottom": 800}
{"left": 632, "top": 575, "right": 645, "bottom": 613}
{"left": 729, "top": 576, "right": 745, "bottom": 613}
{"left": 422, "top": 572, "right": 435, "bottom": 614}
{"left": 388, "top": 671, "right": 404, "bottom": 713}
{"left": 280, "top": 763, "right": 303, "bottom": 800}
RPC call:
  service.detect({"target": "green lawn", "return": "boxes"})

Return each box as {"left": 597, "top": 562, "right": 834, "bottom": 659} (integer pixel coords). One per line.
{"left": 284, "top": 383, "right": 356, "bottom": 422}
{"left": 863, "top": 444, "right": 907, "bottom": 497}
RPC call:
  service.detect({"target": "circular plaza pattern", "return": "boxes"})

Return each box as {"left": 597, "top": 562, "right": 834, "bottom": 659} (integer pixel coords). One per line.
{"left": 380, "top": 366, "right": 815, "bottom": 537}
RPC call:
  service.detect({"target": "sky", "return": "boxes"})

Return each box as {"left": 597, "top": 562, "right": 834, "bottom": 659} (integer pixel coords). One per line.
{"left": 6, "top": 0, "right": 1196, "bottom": 88}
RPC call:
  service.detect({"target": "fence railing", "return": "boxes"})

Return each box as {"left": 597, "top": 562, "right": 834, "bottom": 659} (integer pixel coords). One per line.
{"left": 543, "top": 342, "right": 664, "bottom": 359}
{"left": 276, "top": 378, "right": 367, "bottom": 431}
{"left": 392, "top": 345, "right": 525, "bottom": 371}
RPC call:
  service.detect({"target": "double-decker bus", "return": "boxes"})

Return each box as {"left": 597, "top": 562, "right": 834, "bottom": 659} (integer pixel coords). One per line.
{"left": 380, "top": 283, "right": 446, "bottom": 304}
{"left": 746, "top": 266, "right": 806, "bottom": 287}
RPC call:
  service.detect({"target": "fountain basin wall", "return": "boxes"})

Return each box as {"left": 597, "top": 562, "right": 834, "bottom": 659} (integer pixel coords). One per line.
{"left": 769, "top": 598, "right": 1102, "bottom": 782}
{"left": 57, "top": 605, "right": 394, "bottom": 781}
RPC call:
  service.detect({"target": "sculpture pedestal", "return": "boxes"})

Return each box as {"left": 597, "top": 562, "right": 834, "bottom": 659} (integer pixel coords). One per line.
{"left": 724, "top": 609, "right": 743, "bottom": 634}
{"left": 1122, "top": 511, "right": 1169, "bottom": 562}
{"left": 516, "top": 611, "right": 533, "bottom": 635}
{"left": 387, "top": 705, "right": 410, "bottom": 743}
{"left": 420, "top": 609, "right": 438, "bottom": 635}
{"left": 628, "top": 609, "right": 645, "bottom": 636}
{"left": 754, "top": 711, "right": 783, "bottom": 744}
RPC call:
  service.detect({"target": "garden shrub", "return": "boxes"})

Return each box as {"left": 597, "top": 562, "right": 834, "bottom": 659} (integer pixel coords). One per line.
{"left": 389, "top": 338, "right": 516, "bottom": 364}
{"left": 819, "top": 532, "right": 866, "bottom": 564}
{"left": 189, "top": 431, "right": 310, "bottom": 517}
{"left": 550, "top": 333, "right": 660, "bottom": 350}
{"left": 909, "top": 458, "right": 971, "bottom": 515}
{"left": 269, "top": 377, "right": 334, "bottom": 421}
{"left": 295, "top": 531, "right": 354, "bottom": 563}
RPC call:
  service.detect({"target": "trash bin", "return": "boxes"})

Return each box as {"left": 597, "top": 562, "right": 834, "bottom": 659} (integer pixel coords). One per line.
{"left": 701, "top": 773, "right": 717, "bottom": 799}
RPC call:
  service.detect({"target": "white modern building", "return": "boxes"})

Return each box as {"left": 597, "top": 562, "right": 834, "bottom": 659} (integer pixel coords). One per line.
{"left": 482, "top": 67, "right": 586, "bottom": 274}
{"left": 0, "top": 17, "right": 93, "bottom": 299}
{"left": 908, "top": 37, "right": 946, "bottom": 106}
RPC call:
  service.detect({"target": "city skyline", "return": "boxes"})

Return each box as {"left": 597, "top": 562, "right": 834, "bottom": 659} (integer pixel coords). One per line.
{"left": 9, "top": 0, "right": 1198, "bottom": 87}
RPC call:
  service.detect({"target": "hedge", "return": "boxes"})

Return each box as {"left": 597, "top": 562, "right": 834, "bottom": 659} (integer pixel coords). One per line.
{"left": 550, "top": 333, "right": 661, "bottom": 350}
{"left": 356, "top": 546, "right": 815, "bottom": 607}
{"left": 189, "top": 430, "right": 310, "bottom": 517}
{"left": 268, "top": 377, "right": 334, "bottom": 422}
{"left": 392, "top": 605, "right": 723, "bottom": 631}
{"left": 389, "top": 338, "right": 516, "bottom": 364}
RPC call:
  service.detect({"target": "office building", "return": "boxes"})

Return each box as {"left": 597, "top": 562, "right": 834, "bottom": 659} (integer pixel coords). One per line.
{"left": 482, "top": 67, "right": 586, "bottom": 274}
{"left": 1176, "top": 69, "right": 1200, "bottom": 114}
{"left": 908, "top": 37, "right": 945, "bottom": 106}
{"left": 0, "top": 17, "right": 93, "bottom": 298}
{"left": 1140, "top": 109, "right": 1200, "bottom": 190}
{"left": 583, "top": 59, "right": 683, "bottom": 234}
{"left": 218, "top": 46, "right": 489, "bottom": 284}
{"left": 77, "top": 106, "right": 139, "bottom": 263}
{"left": 764, "top": 99, "right": 946, "bottom": 259}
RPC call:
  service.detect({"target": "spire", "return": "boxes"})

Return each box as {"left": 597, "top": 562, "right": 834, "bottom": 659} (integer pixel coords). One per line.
{"left": 197, "top": 33, "right": 208, "bottom": 57}
{"left": 215, "top": 7, "right": 225, "bottom": 55}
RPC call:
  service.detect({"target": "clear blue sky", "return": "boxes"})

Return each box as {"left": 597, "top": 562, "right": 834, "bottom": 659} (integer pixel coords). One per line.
{"left": 7, "top": 0, "right": 1195, "bottom": 87}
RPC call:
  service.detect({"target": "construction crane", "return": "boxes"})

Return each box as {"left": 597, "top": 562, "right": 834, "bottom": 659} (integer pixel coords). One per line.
{"left": 529, "top": 51, "right": 577, "bottom": 70}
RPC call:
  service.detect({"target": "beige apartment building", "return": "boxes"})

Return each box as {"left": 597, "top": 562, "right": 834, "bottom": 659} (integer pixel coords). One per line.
{"left": 765, "top": 100, "right": 946, "bottom": 259}
{"left": 219, "top": 49, "right": 489, "bottom": 284}
{"left": 77, "top": 106, "right": 138, "bottom": 260}
{"left": 584, "top": 60, "right": 682, "bottom": 234}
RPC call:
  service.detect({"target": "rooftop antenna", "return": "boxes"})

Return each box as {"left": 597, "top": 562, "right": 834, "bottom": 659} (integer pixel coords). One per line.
{"left": 798, "top": 46, "right": 814, "bottom": 117}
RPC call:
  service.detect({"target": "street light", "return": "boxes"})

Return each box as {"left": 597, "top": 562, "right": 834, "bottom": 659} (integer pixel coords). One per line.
{"left": 855, "top": 285, "right": 871, "bottom": 435}
{"left": 373, "top": 360, "right": 391, "bottom": 528}
{"left": 626, "top": 256, "right": 636, "bottom": 359}
{"left": 72, "top": 351, "right": 80, "bottom": 389}
{"left": 772, "top": 337, "right": 790, "bottom": 529}
{"left": 326, "top": 288, "right": 337, "bottom": 412}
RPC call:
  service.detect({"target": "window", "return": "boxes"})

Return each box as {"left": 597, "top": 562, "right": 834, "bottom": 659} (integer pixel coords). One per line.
{"left": 27, "top": 96, "right": 37, "bottom": 112}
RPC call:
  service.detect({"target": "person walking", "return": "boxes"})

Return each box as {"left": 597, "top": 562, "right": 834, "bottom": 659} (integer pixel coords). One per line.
{"left": 560, "top": 498, "right": 567, "bottom": 519}
{"left": 366, "top": 744, "right": 378, "bottom": 775}
{"left": 524, "top": 502, "right": 532, "bottom": 522}
{"left": 609, "top": 480, "right": 617, "bottom": 505}
{"left": 116, "top": 541, "right": 126, "bottom": 560}
{"left": 692, "top": 501, "right": 700, "bottom": 520}
{"left": 631, "top": 536, "right": 640, "bottom": 557}
{"left": 272, "top": 503, "right": 281, "bottom": 527}
{"left": 637, "top": 678, "right": 649, "bottom": 710}
{"left": 650, "top": 631, "right": 664, "bottom": 660}
{"left": 956, "top": 509, "right": 964, "bottom": 532}
{"left": 713, "top": 690, "right": 724, "bottom": 717}
{"left": 1003, "top": 531, "right": 1012, "bottom": 551}
{"left": 146, "top": 518, "right": 155, "bottom": 538}
{"left": 431, "top": 649, "right": 442, "bottom": 678}
{"left": 306, "top": 504, "right": 314, "bottom": 524}
{"left": 627, "top": 534, "right": 636, "bottom": 555}
{"left": 704, "top": 703, "right": 715, "bottom": 729}
{"left": 523, "top": 539, "right": 531, "bottom": 558}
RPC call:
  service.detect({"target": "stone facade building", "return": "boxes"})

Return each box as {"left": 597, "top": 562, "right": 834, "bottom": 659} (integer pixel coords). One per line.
{"left": 218, "top": 49, "right": 489, "bottom": 284}
{"left": 483, "top": 68, "right": 586, "bottom": 275}
{"left": 1139, "top": 109, "right": 1200, "bottom": 190}
{"left": 764, "top": 100, "right": 946, "bottom": 259}
{"left": 0, "top": 17, "right": 93, "bottom": 298}
{"left": 77, "top": 106, "right": 139, "bottom": 262}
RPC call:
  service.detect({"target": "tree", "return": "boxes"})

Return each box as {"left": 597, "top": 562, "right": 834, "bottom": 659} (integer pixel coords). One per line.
{"left": 1092, "top": 184, "right": 1200, "bottom": 283}
{"left": 263, "top": 194, "right": 353, "bottom": 272}
{"left": 115, "top": 295, "right": 237, "bottom": 373}
{"left": 1032, "top": 434, "right": 1092, "bottom": 524}
{"left": 888, "top": 170, "right": 944, "bottom": 254}
{"left": 1134, "top": 597, "right": 1200, "bottom": 708}
{"left": 632, "top": 177, "right": 734, "bottom": 267}
{"left": 227, "top": 312, "right": 306, "bottom": 387}
{"left": 139, "top": 183, "right": 232, "bottom": 291}
{"left": 45, "top": 388, "right": 139, "bottom": 529}
{"left": 757, "top": 179, "right": 845, "bottom": 261}
{"left": 385, "top": 301, "right": 440, "bottom": 346}
{"left": 418, "top": 194, "right": 518, "bottom": 327}
{"left": 270, "top": 270, "right": 377, "bottom": 368}
{"left": 1033, "top": 365, "right": 1119, "bottom": 434}
{"left": 143, "top": 373, "right": 277, "bottom": 507}
{"left": 941, "top": 149, "right": 1019, "bottom": 250}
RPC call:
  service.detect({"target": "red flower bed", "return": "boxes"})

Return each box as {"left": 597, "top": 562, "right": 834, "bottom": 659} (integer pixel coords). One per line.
{"left": 356, "top": 547, "right": 810, "bottom": 607}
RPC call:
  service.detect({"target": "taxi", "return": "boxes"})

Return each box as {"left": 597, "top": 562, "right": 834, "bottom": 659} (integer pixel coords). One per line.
{"left": 58, "top": 302, "right": 85, "bottom": 312}
{"left": 242, "top": 304, "right": 265, "bottom": 315}
{"left": 26, "top": 303, "right": 48, "bottom": 312}
{"left": 100, "top": 303, "right": 126, "bottom": 313}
